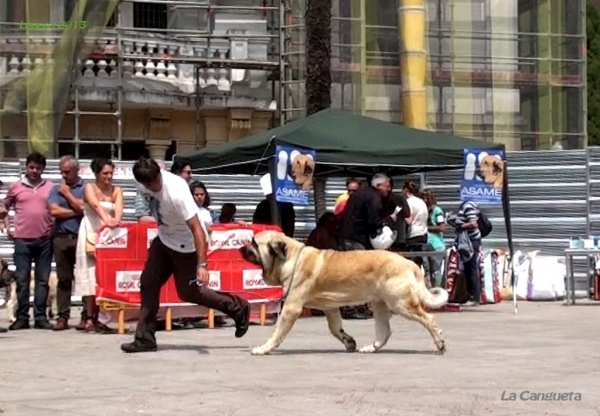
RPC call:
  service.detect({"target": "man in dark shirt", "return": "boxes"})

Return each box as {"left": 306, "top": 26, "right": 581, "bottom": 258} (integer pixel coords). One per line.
{"left": 337, "top": 173, "right": 397, "bottom": 320}
{"left": 338, "top": 173, "right": 397, "bottom": 250}
{"left": 383, "top": 179, "right": 411, "bottom": 250}
{"left": 47, "top": 156, "right": 85, "bottom": 331}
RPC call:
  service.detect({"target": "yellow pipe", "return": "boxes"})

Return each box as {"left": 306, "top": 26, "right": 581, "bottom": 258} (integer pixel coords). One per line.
{"left": 399, "top": 0, "right": 428, "bottom": 130}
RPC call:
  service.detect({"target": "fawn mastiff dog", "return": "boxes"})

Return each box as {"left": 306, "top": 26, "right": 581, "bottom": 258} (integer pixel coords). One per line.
{"left": 239, "top": 231, "right": 449, "bottom": 356}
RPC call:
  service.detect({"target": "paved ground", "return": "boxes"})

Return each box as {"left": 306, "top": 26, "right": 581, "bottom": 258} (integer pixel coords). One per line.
{"left": 0, "top": 301, "right": 598, "bottom": 416}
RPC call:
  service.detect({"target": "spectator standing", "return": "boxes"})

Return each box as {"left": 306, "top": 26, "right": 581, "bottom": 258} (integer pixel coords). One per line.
{"left": 333, "top": 178, "right": 360, "bottom": 216}
{"left": 447, "top": 200, "right": 482, "bottom": 306}
{"left": 1, "top": 152, "right": 54, "bottom": 330}
{"left": 402, "top": 182, "right": 429, "bottom": 269}
{"left": 74, "top": 158, "right": 123, "bottom": 333}
{"left": 252, "top": 198, "right": 296, "bottom": 238}
{"left": 135, "top": 161, "right": 193, "bottom": 223}
{"left": 48, "top": 156, "right": 86, "bottom": 331}
{"left": 338, "top": 174, "right": 395, "bottom": 251}
{"left": 421, "top": 190, "right": 446, "bottom": 287}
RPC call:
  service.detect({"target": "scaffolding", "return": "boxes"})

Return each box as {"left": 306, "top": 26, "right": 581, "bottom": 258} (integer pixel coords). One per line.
{"left": 0, "top": 0, "right": 301, "bottom": 160}
{"left": 327, "top": 0, "right": 587, "bottom": 150}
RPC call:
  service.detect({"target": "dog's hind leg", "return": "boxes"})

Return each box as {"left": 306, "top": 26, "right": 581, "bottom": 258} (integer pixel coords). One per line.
{"left": 251, "top": 302, "right": 303, "bottom": 356}
{"left": 358, "top": 301, "right": 392, "bottom": 353}
{"left": 394, "top": 300, "right": 446, "bottom": 354}
{"left": 324, "top": 309, "right": 356, "bottom": 352}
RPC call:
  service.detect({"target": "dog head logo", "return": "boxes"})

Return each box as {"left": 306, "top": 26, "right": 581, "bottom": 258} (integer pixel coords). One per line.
{"left": 477, "top": 155, "right": 504, "bottom": 190}
{"left": 289, "top": 153, "right": 315, "bottom": 191}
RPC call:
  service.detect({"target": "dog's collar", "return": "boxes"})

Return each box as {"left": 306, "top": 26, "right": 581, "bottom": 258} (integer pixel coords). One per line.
{"left": 281, "top": 244, "right": 306, "bottom": 303}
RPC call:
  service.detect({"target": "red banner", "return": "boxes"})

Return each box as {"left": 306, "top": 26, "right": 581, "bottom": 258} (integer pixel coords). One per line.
{"left": 95, "top": 222, "right": 284, "bottom": 307}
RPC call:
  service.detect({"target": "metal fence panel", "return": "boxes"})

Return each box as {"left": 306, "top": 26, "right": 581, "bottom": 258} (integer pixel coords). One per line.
{"left": 2, "top": 148, "right": 598, "bottom": 295}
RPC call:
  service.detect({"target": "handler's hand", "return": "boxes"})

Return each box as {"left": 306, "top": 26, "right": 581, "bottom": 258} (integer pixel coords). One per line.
{"left": 197, "top": 266, "right": 210, "bottom": 286}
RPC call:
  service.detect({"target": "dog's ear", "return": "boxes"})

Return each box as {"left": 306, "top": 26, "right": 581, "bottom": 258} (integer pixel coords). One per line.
{"left": 303, "top": 159, "right": 314, "bottom": 176}
{"left": 268, "top": 241, "right": 287, "bottom": 260}
{"left": 0, "top": 259, "right": 7, "bottom": 268}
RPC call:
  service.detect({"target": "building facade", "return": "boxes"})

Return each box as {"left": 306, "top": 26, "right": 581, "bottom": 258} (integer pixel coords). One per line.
{"left": 0, "top": 0, "right": 587, "bottom": 158}
{"left": 0, "top": 0, "right": 287, "bottom": 160}
{"left": 327, "top": 0, "right": 586, "bottom": 151}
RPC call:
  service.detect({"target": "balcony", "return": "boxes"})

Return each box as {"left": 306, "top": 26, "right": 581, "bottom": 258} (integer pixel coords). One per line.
{"left": 0, "top": 27, "right": 277, "bottom": 108}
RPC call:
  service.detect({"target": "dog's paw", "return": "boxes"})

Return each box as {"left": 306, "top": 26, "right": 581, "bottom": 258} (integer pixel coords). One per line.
{"left": 357, "top": 344, "right": 378, "bottom": 354}
{"left": 435, "top": 340, "right": 447, "bottom": 355}
{"left": 341, "top": 334, "right": 357, "bottom": 352}
{"left": 251, "top": 346, "right": 271, "bottom": 356}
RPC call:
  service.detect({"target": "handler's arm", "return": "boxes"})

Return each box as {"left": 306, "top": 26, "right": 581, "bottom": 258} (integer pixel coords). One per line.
{"left": 187, "top": 215, "right": 207, "bottom": 264}
{"left": 179, "top": 187, "right": 208, "bottom": 265}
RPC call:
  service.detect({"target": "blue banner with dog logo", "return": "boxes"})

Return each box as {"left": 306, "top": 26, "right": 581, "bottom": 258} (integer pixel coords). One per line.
{"left": 274, "top": 144, "right": 316, "bottom": 205}
{"left": 460, "top": 148, "right": 505, "bottom": 204}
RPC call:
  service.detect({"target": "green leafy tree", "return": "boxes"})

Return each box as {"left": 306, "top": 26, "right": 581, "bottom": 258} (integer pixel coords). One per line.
{"left": 587, "top": 2, "right": 600, "bottom": 145}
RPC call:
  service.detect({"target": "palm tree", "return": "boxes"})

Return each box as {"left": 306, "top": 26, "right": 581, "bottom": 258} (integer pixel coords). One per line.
{"left": 306, "top": 0, "right": 332, "bottom": 218}
{"left": 306, "top": 0, "right": 331, "bottom": 116}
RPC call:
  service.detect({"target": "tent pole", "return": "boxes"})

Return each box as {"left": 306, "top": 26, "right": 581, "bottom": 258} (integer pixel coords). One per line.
{"left": 501, "top": 160, "right": 516, "bottom": 314}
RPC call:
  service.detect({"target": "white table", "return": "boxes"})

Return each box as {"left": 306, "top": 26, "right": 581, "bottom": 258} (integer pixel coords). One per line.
{"left": 564, "top": 248, "right": 600, "bottom": 305}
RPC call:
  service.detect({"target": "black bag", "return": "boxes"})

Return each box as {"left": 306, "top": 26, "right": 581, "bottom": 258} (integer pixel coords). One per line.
{"left": 477, "top": 210, "right": 493, "bottom": 238}
{"left": 460, "top": 202, "right": 493, "bottom": 239}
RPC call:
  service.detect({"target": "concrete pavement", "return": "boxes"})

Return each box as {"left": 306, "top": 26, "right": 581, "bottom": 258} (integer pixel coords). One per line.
{"left": 0, "top": 301, "right": 598, "bottom": 416}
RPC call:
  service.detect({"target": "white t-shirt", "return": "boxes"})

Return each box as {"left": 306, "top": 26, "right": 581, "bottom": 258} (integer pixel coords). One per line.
{"left": 138, "top": 170, "right": 199, "bottom": 253}
{"left": 197, "top": 206, "right": 212, "bottom": 241}
{"left": 407, "top": 195, "right": 429, "bottom": 238}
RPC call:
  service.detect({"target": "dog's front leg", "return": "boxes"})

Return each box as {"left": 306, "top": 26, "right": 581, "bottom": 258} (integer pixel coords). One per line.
{"left": 251, "top": 302, "right": 303, "bottom": 356}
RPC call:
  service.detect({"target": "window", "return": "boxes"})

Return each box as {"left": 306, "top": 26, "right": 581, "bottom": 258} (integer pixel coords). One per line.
{"left": 58, "top": 142, "right": 112, "bottom": 159}
{"left": 133, "top": 2, "right": 167, "bottom": 29}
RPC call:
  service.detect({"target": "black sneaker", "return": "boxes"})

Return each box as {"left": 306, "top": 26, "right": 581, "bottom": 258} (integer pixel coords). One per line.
{"left": 0, "top": 327, "right": 7, "bottom": 333}
{"left": 9, "top": 319, "right": 30, "bottom": 330}
{"left": 34, "top": 319, "right": 53, "bottom": 330}
{"left": 234, "top": 302, "right": 251, "bottom": 338}
{"left": 121, "top": 341, "right": 158, "bottom": 354}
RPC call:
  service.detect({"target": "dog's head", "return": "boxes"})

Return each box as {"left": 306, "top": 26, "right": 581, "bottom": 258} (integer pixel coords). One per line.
{"left": 477, "top": 155, "right": 504, "bottom": 189}
{"left": 0, "top": 259, "right": 15, "bottom": 289}
{"left": 239, "top": 230, "right": 297, "bottom": 286}
{"left": 289, "top": 154, "right": 315, "bottom": 191}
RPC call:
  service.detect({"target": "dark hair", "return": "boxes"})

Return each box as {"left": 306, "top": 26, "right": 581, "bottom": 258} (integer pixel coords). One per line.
{"left": 403, "top": 181, "right": 420, "bottom": 196}
{"left": 316, "top": 212, "right": 336, "bottom": 228}
{"left": 421, "top": 190, "right": 437, "bottom": 207}
{"left": 346, "top": 177, "right": 360, "bottom": 188}
{"left": 170, "top": 159, "right": 191, "bottom": 175}
{"left": 91, "top": 157, "right": 114, "bottom": 176}
{"left": 133, "top": 157, "right": 161, "bottom": 184}
{"left": 219, "top": 203, "right": 237, "bottom": 223}
{"left": 25, "top": 152, "right": 46, "bottom": 168}
{"left": 189, "top": 180, "right": 211, "bottom": 208}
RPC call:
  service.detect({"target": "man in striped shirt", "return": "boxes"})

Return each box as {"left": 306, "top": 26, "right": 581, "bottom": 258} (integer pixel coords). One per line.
{"left": 456, "top": 200, "right": 482, "bottom": 306}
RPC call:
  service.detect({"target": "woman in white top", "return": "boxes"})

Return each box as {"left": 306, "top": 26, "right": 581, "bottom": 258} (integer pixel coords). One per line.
{"left": 190, "top": 181, "right": 216, "bottom": 236}
{"left": 189, "top": 180, "right": 227, "bottom": 326}
{"left": 75, "top": 158, "right": 123, "bottom": 333}
{"left": 402, "top": 181, "right": 429, "bottom": 269}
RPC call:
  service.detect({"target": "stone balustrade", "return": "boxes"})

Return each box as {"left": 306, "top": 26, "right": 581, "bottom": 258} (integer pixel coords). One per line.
{"left": 0, "top": 28, "right": 272, "bottom": 93}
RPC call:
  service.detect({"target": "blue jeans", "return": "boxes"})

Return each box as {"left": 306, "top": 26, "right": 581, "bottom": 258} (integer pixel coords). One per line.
{"left": 463, "top": 240, "right": 481, "bottom": 303}
{"left": 13, "top": 237, "right": 53, "bottom": 321}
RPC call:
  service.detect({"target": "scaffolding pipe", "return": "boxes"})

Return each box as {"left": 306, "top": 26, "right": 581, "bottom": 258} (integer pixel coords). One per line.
{"left": 399, "top": 0, "right": 428, "bottom": 130}
{"left": 120, "top": 54, "right": 279, "bottom": 69}
{"left": 74, "top": 88, "right": 80, "bottom": 159}
{"left": 195, "top": 66, "right": 201, "bottom": 149}
{"left": 116, "top": 1, "right": 123, "bottom": 160}
{"left": 278, "top": 0, "right": 286, "bottom": 125}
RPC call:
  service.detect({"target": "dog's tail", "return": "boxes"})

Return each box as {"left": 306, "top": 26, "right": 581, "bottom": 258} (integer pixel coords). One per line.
{"left": 414, "top": 265, "right": 449, "bottom": 310}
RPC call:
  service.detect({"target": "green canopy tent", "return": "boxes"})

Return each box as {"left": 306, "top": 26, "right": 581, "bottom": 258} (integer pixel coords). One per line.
{"left": 175, "top": 108, "right": 504, "bottom": 177}
{"left": 175, "top": 109, "right": 514, "bottom": 311}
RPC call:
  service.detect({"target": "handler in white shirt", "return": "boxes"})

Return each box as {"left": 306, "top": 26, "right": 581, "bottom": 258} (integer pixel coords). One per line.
{"left": 121, "top": 158, "right": 251, "bottom": 354}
